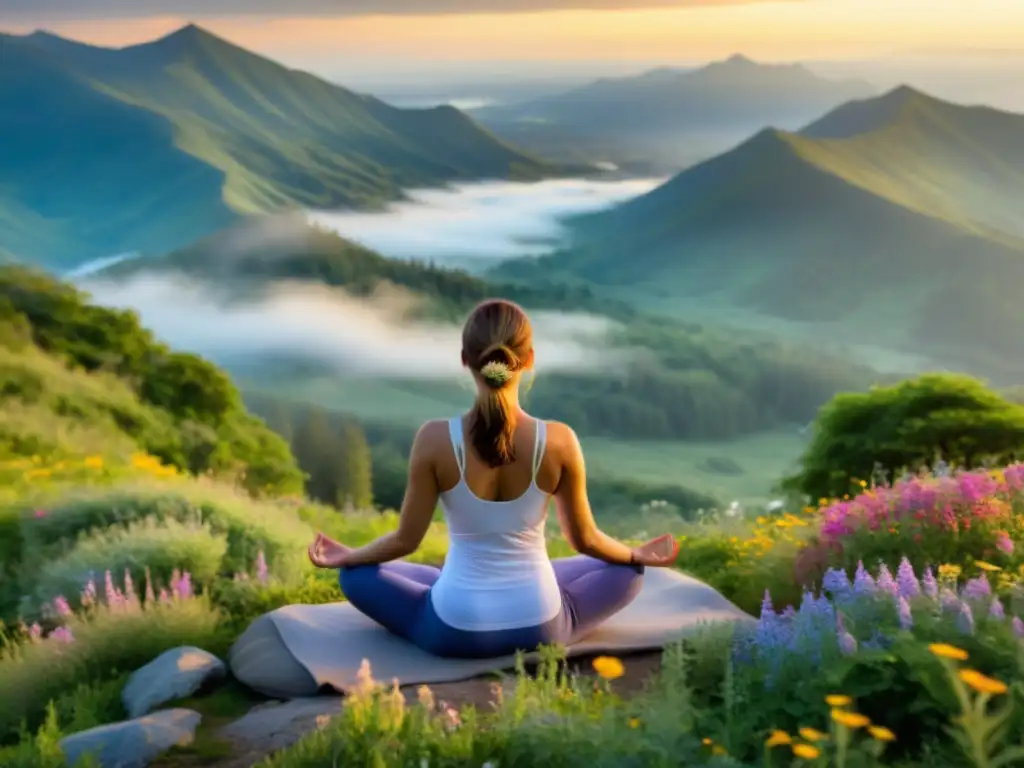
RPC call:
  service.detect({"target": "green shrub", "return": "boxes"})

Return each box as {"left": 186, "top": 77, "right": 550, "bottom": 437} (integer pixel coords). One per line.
{"left": 0, "top": 597, "right": 223, "bottom": 742}
{"left": 17, "top": 482, "right": 314, "bottom": 590}
{"left": 23, "top": 517, "right": 226, "bottom": 615}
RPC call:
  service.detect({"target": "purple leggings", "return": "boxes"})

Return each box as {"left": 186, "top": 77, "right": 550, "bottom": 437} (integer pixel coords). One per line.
{"left": 339, "top": 556, "right": 644, "bottom": 659}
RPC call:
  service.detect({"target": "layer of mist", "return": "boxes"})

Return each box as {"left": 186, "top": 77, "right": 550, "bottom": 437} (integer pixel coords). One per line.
{"left": 307, "top": 177, "right": 662, "bottom": 265}
{"left": 80, "top": 274, "right": 639, "bottom": 381}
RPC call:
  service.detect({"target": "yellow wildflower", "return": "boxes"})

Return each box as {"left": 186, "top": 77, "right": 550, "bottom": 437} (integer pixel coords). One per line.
{"left": 592, "top": 656, "right": 624, "bottom": 680}
{"left": 628, "top": 718, "right": 640, "bottom": 729}
{"left": 825, "top": 694, "right": 851, "bottom": 707}
{"left": 765, "top": 730, "right": 791, "bottom": 747}
{"left": 799, "top": 727, "right": 828, "bottom": 742}
{"left": 868, "top": 726, "right": 896, "bottom": 742}
{"left": 929, "top": 643, "right": 969, "bottom": 661}
{"left": 84, "top": 456, "right": 104, "bottom": 469}
{"left": 859, "top": 479, "right": 868, "bottom": 487}
{"left": 975, "top": 561, "right": 1002, "bottom": 572}
{"left": 938, "top": 564, "right": 962, "bottom": 578}
{"left": 711, "top": 745, "right": 727, "bottom": 756}
{"left": 417, "top": 685, "right": 435, "bottom": 711}
{"left": 702, "top": 737, "right": 713, "bottom": 745}
{"left": 792, "top": 744, "right": 821, "bottom": 760}
{"left": 831, "top": 710, "right": 870, "bottom": 729}
{"left": 959, "top": 669, "right": 1008, "bottom": 696}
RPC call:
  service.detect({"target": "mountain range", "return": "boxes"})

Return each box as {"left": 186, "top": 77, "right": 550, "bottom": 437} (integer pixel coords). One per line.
{"left": 0, "top": 24, "right": 555, "bottom": 268}
{"left": 475, "top": 55, "right": 877, "bottom": 170}
{"left": 494, "top": 86, "right": 1024, "bottom": 379}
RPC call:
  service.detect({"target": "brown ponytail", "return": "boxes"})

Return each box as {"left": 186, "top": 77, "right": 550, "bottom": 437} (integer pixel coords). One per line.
{"left": 461, "top": 300, "right": 533, "bottom": 468}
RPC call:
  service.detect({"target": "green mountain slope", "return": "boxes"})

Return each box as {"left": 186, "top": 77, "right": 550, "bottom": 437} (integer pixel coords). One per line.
{"left": 0, "top": 25, "right": 555, "bottom": 269}
{"left": 493, "top": 87, "right": 1024, "bottom": 378}
{"left": 476, "top": 54, "right": 876, "bottom": 170}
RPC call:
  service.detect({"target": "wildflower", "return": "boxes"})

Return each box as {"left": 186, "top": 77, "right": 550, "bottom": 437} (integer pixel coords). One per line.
{"left": 959, "top": 669, "right": 1008, "bottom": 696}
{"left": 158, "top": 588, "right": 171, "bottom": 604}
{"left": 825, "top": 694, "right": 851, "bottom": 707}
{"left": 957, "top": 600, "right": 975, "bottom": 635}
{"left": 173, "top": 571, "right": 193, "bottom": 600}
{"left": 52, "top": 596, "right": 72, "bottom": 617}
{"left": 822, "top": 568, "right": 851, "bottom": 597}
{"left": 33, "top": 509, "right": 46, "bottom": 519}
{"left": 315, "top": 714, "right": 331, "bottom": 730}
{"left": 868, "top": 725, "right": 896, "bottom": 742}
{"left": 975, "top": 561, "right": 1002, "bottom": 572}
{"left": 711, "top": 745, "right": 727, "bottom": 756}
{"left": 836, "top": 613, "right": 857, "bottom": 656}
{"left": 81, "top": 578, "right": 96, "bottom": 607}
{"left": 963, "top": 575, "right": 991, "bottom": 601}
{"left": 989, "top": 597, "right": 1006, "bottom": 620}
{"left": 84, "top": 456, "right": 103, "bottom": 469}
{"left": 792, "top": 744, "right": 821, "bottom": 759}
{"left": 922, "top": 567, "right": 938, "bottom": 599}
{"left": 123, "top": 570, "right": 138, "bottom": 605}
{"left": 765, "top": 730, "right": 792, "bottom": 747}
{"left": 853, "top": 561, "right": 876, "bottom": 594}
{"left": 144, "top": 568, "right": 156, "bottom": 605}
{"left": 628, "top": 718, "right": 640, "bottom": 729}
{"left": 50, "top": 626, "right": 74, "bottom": 643}
{"left": 1012, "top": 616, "right": 1024, "bottom": 639}
{"left": 876, "top": 564, "right": 898, "bottom": 596}
{"left": 28, "top": 623, "right": 42, "bottom": 641}
{"left": 929, "top": 643, "right": 968, "bottom": 661}
{"left": 897, "top": 596, "right": 913, "bottom": 631}
{"left": 895, "top": 557, "right": 921, "bottom": 598}
{"left": 702, "top": 738, "right": 712, "bottom": 746}
{"left": 592, "top": 656, "right": 625, "bottom": 680}
{"left": 352, "top": 659, "right": 378, "bottom": 700}
{"left": 417, "top": 685, "right": 435, "bottom": 711}
{"left": 256, "top": 551, "right": 269, "bottom": 585}
{"left": 799, "top": 727, "right": 827, "bottom": 742}
{"left": 996, "top": 532, "right": 1015, "bottom": 555}
{"left": 831, "top": 710, "right": 870, "bottom": 728}
{"left": 440, "top": 702, "right": 461, "bottom": 730}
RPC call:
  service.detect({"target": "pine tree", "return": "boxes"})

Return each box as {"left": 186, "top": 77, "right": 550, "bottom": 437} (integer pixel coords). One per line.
{"left": 337, "top": 418, "right": 374, "bottom": 510}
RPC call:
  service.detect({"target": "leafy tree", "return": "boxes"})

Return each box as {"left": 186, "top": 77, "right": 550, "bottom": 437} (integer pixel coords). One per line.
{"left": 337, "top": 418, "right": 374, "bottom": 510}
{"left": 784, "top": 373, "right": 1024, "bottom": 500}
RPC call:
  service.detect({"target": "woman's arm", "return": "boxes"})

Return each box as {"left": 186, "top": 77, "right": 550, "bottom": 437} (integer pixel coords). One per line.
{"left": 339, "top": 421, "right": 442, "bottom": 568}
{"left": 551, "top": 423, "right": 636, "bottom": 565}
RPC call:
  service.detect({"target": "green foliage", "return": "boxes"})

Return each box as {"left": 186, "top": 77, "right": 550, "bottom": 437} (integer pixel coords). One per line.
{"left": 0, "top": 266, "right": 304, "bottom": 496}
{"left": 24, "top": 517, "right": 228, "bottom": 614}
{"left": 784, "top": 374, "right": 1024, "bottom": 500}
{"left": 0, "top": 597, "right": 223, "bottom": 741}
{"left": 289, "top": 407, "right": 374, "bottom": 509}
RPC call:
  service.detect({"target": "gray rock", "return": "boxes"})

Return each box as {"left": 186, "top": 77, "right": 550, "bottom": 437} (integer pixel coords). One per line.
{"left": 59, "top": 708, "right": 201, "bottom": 768}
{"left": 122, "top": 646, "right": 226, "bottom": 718}
{"left": 219, "top": 697, "right": 344, "bottom": 754}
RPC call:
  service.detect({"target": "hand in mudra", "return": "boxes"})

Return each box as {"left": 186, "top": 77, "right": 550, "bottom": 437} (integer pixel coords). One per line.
{"left": 307, "top": 532, "right": 351, "bottom": 569}
{"left": 630, "top": 534, "right": 680, "bottom": 567}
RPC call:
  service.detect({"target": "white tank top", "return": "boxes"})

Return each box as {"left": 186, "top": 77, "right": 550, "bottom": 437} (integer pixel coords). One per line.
{"left": 429, "top": 417, "right": 562, "bottom": 631}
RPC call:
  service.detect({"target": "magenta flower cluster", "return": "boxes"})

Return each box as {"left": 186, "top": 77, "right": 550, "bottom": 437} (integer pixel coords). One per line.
{"left": 232, "top": 550, "right": 270, "bottom": 585}
{"left": 820, "top": 466, "right": 1024, "bottom": 543}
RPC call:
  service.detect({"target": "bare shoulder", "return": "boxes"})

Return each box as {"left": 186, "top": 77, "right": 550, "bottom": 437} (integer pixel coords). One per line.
{"left": 412, "top": 419, "right": 452, "bottom": 455}
{"left": 541, "top": 420, "right": 583, "bottom": 457}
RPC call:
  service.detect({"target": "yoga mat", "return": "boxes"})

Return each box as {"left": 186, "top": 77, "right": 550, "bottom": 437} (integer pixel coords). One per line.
{"left": 229, "top": 568, "right": 753, "bottom": 699}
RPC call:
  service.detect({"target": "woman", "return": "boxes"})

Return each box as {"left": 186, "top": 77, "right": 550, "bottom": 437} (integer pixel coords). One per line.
{"left": 308, "top": 299, "right": 679, "bottom": 659}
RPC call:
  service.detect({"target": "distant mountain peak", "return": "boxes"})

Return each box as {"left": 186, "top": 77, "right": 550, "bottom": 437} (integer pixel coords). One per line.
{"left": 723, "top": 53, "right": 756, "bottom": 66}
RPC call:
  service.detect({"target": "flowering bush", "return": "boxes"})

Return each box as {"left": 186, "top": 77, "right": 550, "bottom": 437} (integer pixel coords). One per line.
{"left": 798, "top": 466, "right": 1024, "bottom": 584}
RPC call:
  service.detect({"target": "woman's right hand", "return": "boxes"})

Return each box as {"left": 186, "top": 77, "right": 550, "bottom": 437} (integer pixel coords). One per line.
{"left": 630, "top": 534, "right": 680, "bottom": 567}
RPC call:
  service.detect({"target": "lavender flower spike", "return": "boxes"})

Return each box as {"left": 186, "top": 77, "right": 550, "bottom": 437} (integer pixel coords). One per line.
{"left": 897, "top": 596, "right": 913, "bottom": 631}
{"left": 853, "top": 561, "right": 876, "bottom": 595}
{"left": 1012, "top": 616, "right": 1024, "bottom": 639}
{"left": 957, "top": 600, "right": 975, "bottom": 635}
{"left": 989, "top": 597, "right": 1006, "bottom": 621}
{"left": 876, "top": 563, "right": 898, "bottom": 597}
{"left": 896, "top": 557, "right": 921, "bottom": 599}
{"left": 964, "top": 575, "right": 992, "bottom": 601}
{"left": 921, "top": 567, "right": 939, "bottom": 600}
{"left": 836, "top": 612, "right": 858, "bottom": 656}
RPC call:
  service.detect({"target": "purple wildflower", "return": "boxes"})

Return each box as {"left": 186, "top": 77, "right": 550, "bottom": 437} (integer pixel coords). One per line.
{"left": 759, "top": 590, "right": 774, "bottom": 618}
{"left": 50, "top": 626, "right": 74, "bottom": 644}
{"left": 896, "top": 558, "right": 921, "bottom": 599}
{"left": 957, "top": 600, "right": 975, "bottom": 635}
{"left": 853, "top": 561, "right": 876, "bottom": 595}
{"left": 52, "top": 595, "right": 72, "bottom": 618}
{"left": 897, "top": 596, "right": 913, "bottom": 631}
{"left": 876, "top": 564, "right": 898, "bottom": 597}
{"left": 173, "top": 571, "right": 193, "bottom": 600}
{"left": 963, "top": 575, "right": 992, "bottom": 601}
{"left": 836, "top": 613, "right": 858, "bottom": 656}
{"left": 922, "top": 567, "right": 939, "bottom": 599}
{"left": 989, "top": 597, "right": 1006, "bottom": 621}
{"left": 1013, "top": 616, "right": 1024, "bottom": 639}
{"left": 940, "top": 588, "right": 961, "bottom": 613}
{"left": 822, "top": 568, "right": 851, "bottom": 597}
{"left": 256, "top": 551, "right": 269, "bottom": 585}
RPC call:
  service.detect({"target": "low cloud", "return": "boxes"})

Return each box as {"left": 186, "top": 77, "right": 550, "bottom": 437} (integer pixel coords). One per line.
{"left": 80, "top": 273, "right": 634, "bottom": 380}
{"left": 308, "top": 177, "right": 661, "bottom": 265}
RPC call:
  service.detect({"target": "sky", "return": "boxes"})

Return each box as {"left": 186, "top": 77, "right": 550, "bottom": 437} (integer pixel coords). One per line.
{"left": 5, "top": 0, "right": 1023, "bottom": 86}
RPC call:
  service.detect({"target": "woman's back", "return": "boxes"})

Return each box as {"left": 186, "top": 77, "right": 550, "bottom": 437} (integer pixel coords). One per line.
{"left": 429, "top": 415, "right": 563, "bottom": 631}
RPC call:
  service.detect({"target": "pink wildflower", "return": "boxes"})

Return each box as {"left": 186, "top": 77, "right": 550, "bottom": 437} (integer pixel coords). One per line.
{"left": 144, "top": 567, "right": 156, "bottom": 605}
{"left": 50, "top": 626, "right": 74, "bottom": 644}
{"left": 1013, "top": 616, "right": 1024, "bottom": 639}
{"left": 81, "top": 578, "right": 96, "bottom": 607}
{"left": 52, "top": 595, "right": 72, "bottom": 617}
{"left": 896, "top": 596, "right": 913, "bottom": 631}
{"left": 159, "top": 588, "right": 171, "bottom": 604}
{"left": 876, "top": 564, "right": 898, "bottom": 597}
{"left": 990, "top": 597, "right": 1006, "bottom": 621}
{"left": 33, "top": 509, "right": 46, "bottom": 519}
{"left": 996, "top": 532, "right": 1014, "bottom": 555}
{"left": 29, "top": 623, "right": 42, "bottom": 641}
{"left": 256, "top": 551, "right": 269, "bottom": 585}
{"left": 896, "top": 557, "right": 921, "bottom": 598}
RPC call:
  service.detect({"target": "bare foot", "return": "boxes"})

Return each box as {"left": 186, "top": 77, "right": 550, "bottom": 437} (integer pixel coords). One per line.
{"left": 307, "top": 532, "right": 352, "bottom": 569}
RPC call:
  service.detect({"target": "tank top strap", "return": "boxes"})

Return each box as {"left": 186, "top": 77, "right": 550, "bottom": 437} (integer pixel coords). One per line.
{"left": 531, "top": 419, "right": 547, "bottom": 482}
{"left": 448, "top": 417, "right": 466, "bottom": 477}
